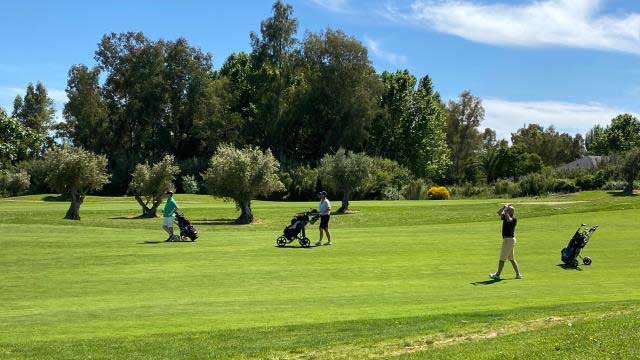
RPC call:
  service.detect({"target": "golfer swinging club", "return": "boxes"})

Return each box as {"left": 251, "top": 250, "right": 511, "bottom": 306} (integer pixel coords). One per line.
{"left": 490, "top": 204, "right": 522, "bottom": 280}
{"left": 162, "top": 191, "right": 179, "bottom": 242}
{"left": 315, "top": 191, "right": 332, "bottom": 246}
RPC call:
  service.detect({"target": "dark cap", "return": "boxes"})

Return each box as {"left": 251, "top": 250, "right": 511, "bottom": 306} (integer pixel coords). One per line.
{"left": 165, "top": 190, "right": 174, "bottom": 196}
{"left": 319, "top": 191, "right": 328, "bottom": 196}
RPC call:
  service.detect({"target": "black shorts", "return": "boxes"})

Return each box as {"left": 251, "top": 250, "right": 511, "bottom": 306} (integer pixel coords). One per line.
{"left": 319, "top": 215, "right": 330, "bottom": 229}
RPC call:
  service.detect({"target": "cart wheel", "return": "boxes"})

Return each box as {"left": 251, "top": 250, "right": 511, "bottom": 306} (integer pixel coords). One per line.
{"left": 276, "top": 236, "right": 287, "bottom": 247}
{"left": 571, "top": 259, "right": 579, "bottom": 268}
{"left": 300, "top": 237, "right": 311, "bottom": 247}
{"left": 583, "top": 257, "right": 592, "bottom": 266}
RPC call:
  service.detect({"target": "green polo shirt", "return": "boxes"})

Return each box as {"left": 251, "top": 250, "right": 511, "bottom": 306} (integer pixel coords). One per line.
{"left": 163, "top": 197, "right": 178, "bottom": 217}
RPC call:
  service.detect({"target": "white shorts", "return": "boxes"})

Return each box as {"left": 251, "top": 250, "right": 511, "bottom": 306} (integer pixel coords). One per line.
{"left": 163, "top": 216, "right": 174, "bottom": 228}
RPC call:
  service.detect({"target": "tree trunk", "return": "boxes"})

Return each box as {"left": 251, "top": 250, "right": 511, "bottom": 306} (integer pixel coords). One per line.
{"left": 235, "top": 199, "right": 254, "bottom": 224}
{"left": 64, "top": 191, "right": 84, "bottom": 220}
{"left": 135, "top": 195, "right": 160, "bottom": 218}
{"left": 624, "top": 177, "right": 634, "bottom": 195}
{"left": 338, "top": 193, "right": 350, "bottom": 213}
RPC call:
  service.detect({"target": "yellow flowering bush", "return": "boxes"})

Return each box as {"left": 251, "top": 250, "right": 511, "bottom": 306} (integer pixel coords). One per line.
{"left": 427, "top": 186, "right": 451, "bottom": 200}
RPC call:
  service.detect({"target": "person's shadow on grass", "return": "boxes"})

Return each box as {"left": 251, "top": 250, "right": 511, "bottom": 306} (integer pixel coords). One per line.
{"left": 470, "top": 279, "right": 502, "bottom": 286}
{"left": 556, "top": 264, "right": 583, "bottom": 271}
{"left": 138, "top": 240, "right": 196, "bottom": 245}
{"left": 275, "top": 245, "right": 318, "bottom": 249}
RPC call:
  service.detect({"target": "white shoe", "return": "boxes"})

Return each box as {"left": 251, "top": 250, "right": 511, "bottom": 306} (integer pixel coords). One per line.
{"left": 326, "top": 241, "right": 332, "bottom": 246}
{"left": 489, "top": 273, "right": 501, "bottom": 280}
{"left": 515, "top": 274, "right": 522, "bottom": 279}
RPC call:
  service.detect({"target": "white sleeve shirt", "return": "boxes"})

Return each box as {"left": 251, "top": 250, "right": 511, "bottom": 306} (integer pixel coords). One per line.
{"left": 319, "top": 199, "right": 331, "bottom": 215}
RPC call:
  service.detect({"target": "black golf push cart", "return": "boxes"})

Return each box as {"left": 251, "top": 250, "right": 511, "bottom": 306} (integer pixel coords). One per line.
{"left": 561, "top": 224, "right": 598, "bottom": 267}
{"left": 276, "top": 210, "right": 319, "bottom": 247}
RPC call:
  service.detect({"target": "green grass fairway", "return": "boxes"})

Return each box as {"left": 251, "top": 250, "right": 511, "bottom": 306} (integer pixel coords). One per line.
{"left": 1, "top": 191, "right": 639, "bottom": 359}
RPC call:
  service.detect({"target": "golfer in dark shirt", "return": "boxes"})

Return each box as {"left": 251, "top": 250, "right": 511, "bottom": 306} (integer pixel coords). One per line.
{"left": 490, "top": 204, "right": 522, "bottom": 280}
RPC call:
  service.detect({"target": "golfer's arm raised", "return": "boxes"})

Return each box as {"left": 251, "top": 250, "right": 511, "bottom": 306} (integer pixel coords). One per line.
{"left": 497, "top": 205, "right": 507, "bottom": 216}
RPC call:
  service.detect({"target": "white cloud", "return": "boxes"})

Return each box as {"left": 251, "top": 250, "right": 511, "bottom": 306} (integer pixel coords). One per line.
{"left": 388, "top": 0, "right": 640, "bottom": 55}
{"left": 0, "top": 87, "right": 24, "bottom": 112}
{"left": 482, "top": 98, "right": 632, "bottom": 140}
{"left": 47, "top": 88, "right": 68, "bottom": 104}
{"left": 364, "top": 36, "right": 408, "bottom": 67}
{"left": 0, "top": 86, "right": 67, "bottom": 105}
{"left": 309, "top": 0, "right": 349, "bottom": 12}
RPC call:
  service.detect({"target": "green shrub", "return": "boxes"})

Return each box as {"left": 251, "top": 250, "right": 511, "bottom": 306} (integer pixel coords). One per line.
{"left": 281, "top": 165, "right": 318, "bottom": 200}
{"left": 593, "top": 170, "right": 608, "bottom": 189}
{"left": 575, "top": 175, "right": 595, "bottom": 191}
{"left": 574, "top": 172, "right": 608, "bottom": 191}
{"left": 381, "top": 186, "right": 402, "bottom": 200}
{"left": 449, "top": 183, "right": 492, "bottom": 198}
{"left": 602, "top": 180, "right": 627, "bottom": 191}
{"left": 365, "top": 158, "right": 412, "bottom": 199}
{"left": 553, "top": 179, "right": 577, "bottom": 193}
{"left": 518, "top": 173, "right": 553, "bottom": 196}
{"left": 181, "top": 175, "right": 199, "bottom": 194}
{"left": 427, "top": 186, "right": 450, "bottom": 200}
{"left": 178, "top": 157, "right": 209, "bottom": 179}
{"left": 18, "top": 159, "right": 49, "bottom": 194}
{"left": 401, "top": 179, "right": 428, "bottom": 200}
{"left": 0, "top": 168, "right": 30, "bottom": 197}
{"left": 494, "top": 179, "right": 520, "bottom": 198}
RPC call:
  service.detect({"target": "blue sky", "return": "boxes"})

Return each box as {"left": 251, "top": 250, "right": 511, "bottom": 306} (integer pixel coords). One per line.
{"left": 1, "top": 0, "right": 640, "bottom": 140}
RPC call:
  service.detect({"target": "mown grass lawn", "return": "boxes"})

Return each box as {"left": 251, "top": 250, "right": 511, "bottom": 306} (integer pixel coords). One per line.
{"left": 0, "top": 191, "right": 639, "bottom": 359}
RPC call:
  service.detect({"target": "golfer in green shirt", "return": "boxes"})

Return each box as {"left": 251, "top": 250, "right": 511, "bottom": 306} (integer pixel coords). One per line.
{"left": 162, "top": 191, "right": 179, "bottom": 242}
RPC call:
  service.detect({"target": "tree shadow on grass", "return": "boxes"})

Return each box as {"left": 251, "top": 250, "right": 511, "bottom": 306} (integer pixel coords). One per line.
{"left": 470, "top": 279, "right": 502, "bottom": 286}
{"left": 607, "top": 191, "right": 638, "bottom": 197}
{"left": 110, "top": 216, "right": 148, "bottom": 220}
{"left": 191, "top": 218, "right": 238, "bottom": 226}
{"left": 42, "top": 195, "right": 70, "bottom": 202}
{"left": 556, "top": 264, "right": 583, "bottom": 271}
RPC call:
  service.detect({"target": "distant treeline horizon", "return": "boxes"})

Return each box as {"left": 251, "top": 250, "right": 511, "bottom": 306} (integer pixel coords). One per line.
{"left": 2, "top": 1, "right": 639, "bottom": 195}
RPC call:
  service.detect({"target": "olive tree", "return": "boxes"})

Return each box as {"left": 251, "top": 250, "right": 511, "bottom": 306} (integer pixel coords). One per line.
{"left": 318, "top": 148, "right": 372, "bottom": 213}
{"left": 622, "top": 148, "right": 640, "bottom": 195}
{"left": 128, "top": 155, "right": 180, "bottom": 218}
{"left": 202, "top": 144, "right": 284, "bottom": 224}
{"left": 43, "top": 146, "right": 110, "bottom": 220}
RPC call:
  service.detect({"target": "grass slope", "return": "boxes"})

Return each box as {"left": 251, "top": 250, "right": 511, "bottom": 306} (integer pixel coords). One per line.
{"left": 0, "top": 191, "right": 638, "bottom": 359}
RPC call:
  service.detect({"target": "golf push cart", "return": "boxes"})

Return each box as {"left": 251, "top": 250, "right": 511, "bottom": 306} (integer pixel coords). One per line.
{"left": 561, "top": 224, "right": 598, "bottom": 267}
{"left": 276, "top": 209, "right": 320, "bottom": 247}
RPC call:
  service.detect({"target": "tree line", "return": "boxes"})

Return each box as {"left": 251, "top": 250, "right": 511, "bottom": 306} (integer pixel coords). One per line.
{"left": 2, "top": 1, "right": 640, "bottom": 221}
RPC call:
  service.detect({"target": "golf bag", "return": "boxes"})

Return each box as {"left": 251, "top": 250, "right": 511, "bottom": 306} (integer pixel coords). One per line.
{"left": 276, "top": 210, "right": 319, "bottom": 247}
{"left": 561, "top": 224, "right": 597, "bottom": 267}
{"left": 174, "top": 212, "right": 198, "bottom": 242}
